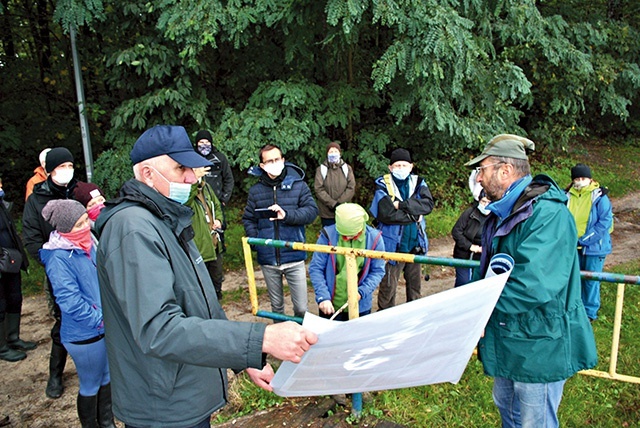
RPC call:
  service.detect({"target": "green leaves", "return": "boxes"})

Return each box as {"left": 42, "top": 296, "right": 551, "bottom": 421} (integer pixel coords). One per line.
{"left": 53, "top": 0, "right": 106, "bottom": 31}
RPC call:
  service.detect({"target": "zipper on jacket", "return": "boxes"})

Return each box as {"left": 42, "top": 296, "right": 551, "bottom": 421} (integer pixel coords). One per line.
{"left": 273, "top": 185, "right": 281, "bottom": 265}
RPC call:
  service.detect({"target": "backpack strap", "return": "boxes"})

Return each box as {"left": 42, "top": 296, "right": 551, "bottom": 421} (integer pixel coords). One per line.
{"left": 383, "top": 174, "right": 396, "bottom": 199}
{"left": 321, "top": 164, "right": 349, "bottom": 180}
{"left": 358, "top": 229, "right": 383, "bottom": 284}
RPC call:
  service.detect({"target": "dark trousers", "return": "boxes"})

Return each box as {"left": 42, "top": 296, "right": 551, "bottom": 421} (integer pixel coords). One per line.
{"left": 205, "top": 255, "right": 224, "bottom": 298}
{"left": 321, "top": 217, "right": 336, "bottom": 227}
{"left": 0, "top": 271, "right": 22, "bottom": 321}
{"left": 377, "top": 261, "right": 422, "bottom": 310}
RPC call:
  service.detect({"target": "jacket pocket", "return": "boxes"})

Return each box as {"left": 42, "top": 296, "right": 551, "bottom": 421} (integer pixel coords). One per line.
{"left": 150, "top": 359, "right": 181, "bottom": 400}
{"left": 498, "top": 316, "right": 562, "bottom": 341}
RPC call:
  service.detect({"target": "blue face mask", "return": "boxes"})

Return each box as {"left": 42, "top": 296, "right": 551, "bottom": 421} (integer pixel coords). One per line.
{"left": 478, "top": 205, "right": 490, "bottom": 216}
{"left": 151, "top": 166, "right": 192, "bottom": 205}
{"left": 392, "top": 168, "right": 411, "bottom": 181}
{"left": 327, "top": 153, "right": 340, "bottom": 164}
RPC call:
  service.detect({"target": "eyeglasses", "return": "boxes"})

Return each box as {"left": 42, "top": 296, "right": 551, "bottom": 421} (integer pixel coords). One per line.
{"left": 262, "top": 157, "right": 283, "bottom": 165}
{"left": 475, "top": 162, "right": 503, "bottom": 175}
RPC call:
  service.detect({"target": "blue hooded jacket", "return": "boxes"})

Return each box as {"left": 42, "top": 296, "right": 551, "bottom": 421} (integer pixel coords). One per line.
{"left": 369, "top": 174, "right": 433, "bottom": 265}
{"left": 309, "top": 224, "right": 386, "bottom": 314}
{"left": 566, "top": 185, "right": 613, "bottom": 257}
{"left": 40, "top": 233, "right": 104, "bottom": 343}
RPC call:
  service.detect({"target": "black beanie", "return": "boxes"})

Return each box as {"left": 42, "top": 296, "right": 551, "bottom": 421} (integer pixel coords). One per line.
{"left": 45, "top": 147, "right": 74, "bottom": 173}
{"left": 194, "top": 130, "right": 213, "bottom": 144}
{"left": 571, "top": 163, "right": 592, "bottom": 180}
{"left": 389, "top": 148, "right": 412, "bottom": 164}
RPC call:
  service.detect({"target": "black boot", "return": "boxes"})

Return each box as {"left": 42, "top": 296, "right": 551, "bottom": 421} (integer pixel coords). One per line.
{"left": 45, "top": 343, "right": 67, "bottom": 399}
{"left": 97, "top": 383, "right": 116, "bottom": 428}
{"left": 77, "top": 394, "right": 98, "bottom": 428}
{"left": 6, "top": 313, "right": 37, "bottom": 351}
{"left": 0, "top": 318, "right": 26, "bottom": 362}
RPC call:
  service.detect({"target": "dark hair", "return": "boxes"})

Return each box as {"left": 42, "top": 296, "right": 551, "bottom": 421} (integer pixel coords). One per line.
{"left": 259, "top": 144, "right": 282, "bottom": 163}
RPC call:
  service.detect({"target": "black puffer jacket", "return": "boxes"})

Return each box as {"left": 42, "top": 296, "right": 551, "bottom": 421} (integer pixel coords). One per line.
{"left": 22, "top": 177, "right": 78, "bottom": 263}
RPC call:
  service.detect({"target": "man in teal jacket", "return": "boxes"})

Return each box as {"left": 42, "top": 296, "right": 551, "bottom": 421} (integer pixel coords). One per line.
{"left": 466, "top": 134, "right": 597, "bottom": 428}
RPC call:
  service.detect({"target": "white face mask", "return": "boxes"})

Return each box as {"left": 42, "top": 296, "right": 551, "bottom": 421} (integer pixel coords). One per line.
{"left": 573, "top": 179, "right": 590, "bottom": 190}
{"left": 262, "top": 161, "right": 285, "bottom": 177}
{"left": 150, "top": 166, "right": 192, "bottom": 204}
{"left": 392, "top": 167, "right": 411, "bottom": 181}
{"left": 53, "top": 168, "right": 74, "bottom": 185}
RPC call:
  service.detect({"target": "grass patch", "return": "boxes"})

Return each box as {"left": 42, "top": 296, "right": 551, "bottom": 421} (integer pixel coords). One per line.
{"left": 217, "top": 138, "right": 640, "bottom": 426}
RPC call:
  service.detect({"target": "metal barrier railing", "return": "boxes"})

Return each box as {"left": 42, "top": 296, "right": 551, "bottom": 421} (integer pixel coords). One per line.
{"left": 242, "top": 237, "right": 640, "bottom": 387}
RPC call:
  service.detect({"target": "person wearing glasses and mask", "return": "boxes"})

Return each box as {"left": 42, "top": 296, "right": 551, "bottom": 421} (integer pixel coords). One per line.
{"left": 369, "top": 148, "right": 434, "bottom": 310}
{"left": 242, "top": 144, "right": 318, "bottom": 319}
{"left": 467, "top": 134, "right": 596, "bottom": 428}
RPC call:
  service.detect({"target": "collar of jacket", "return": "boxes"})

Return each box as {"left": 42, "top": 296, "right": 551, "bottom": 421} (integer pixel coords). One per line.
{"left": 34, "top": 176, "right": 77, "bottom": 198}
{"left": 96, "top": 179, "right": 195, "bottom": 242}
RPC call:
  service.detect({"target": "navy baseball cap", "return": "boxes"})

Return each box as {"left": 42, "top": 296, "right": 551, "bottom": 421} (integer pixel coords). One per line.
{"left": 130, "top": 125, "right": 212, "bottom": 168}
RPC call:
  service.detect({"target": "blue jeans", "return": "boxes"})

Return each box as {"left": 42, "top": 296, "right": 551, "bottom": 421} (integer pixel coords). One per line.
{"left": 492, "top": 377, "right": 566, "bottom": 428}
{"left": 578, "top": 253, "right": 606, "bottom": 320}
{"left": 261, "top": 260, "right": 308, "bottom": 318}
{"left": 125, "top": 415, "right": 210, "bottom": 428}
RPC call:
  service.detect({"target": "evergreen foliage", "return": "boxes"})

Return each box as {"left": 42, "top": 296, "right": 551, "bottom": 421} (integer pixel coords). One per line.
{"left": 0, "top": 0, "right": 638, "bottom": 208}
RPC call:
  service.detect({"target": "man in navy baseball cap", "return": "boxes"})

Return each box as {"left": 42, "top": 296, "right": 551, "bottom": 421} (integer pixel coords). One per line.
{"left": 128, "top": 125, "right": 212, "bottom": 204}
{"left": 130, "top": 125, "right": 212, "bottom": 168}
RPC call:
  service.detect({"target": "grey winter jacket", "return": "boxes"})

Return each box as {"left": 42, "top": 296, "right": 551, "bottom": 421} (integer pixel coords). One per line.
{"left": 96, "top": 179, "right": 266, "bottom": 427}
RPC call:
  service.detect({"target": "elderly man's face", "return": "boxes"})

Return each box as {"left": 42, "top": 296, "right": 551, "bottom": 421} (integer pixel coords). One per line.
{"left": 147, "top": 155, "right": 197, "bottom": 198}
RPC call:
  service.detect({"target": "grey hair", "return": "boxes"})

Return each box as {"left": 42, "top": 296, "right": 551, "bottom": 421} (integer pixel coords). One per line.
{"left": 133, "top": 156, "right": 163, "bottom": 180}
{"left": 490, "top": 156, "right": 530, "bottom": 177}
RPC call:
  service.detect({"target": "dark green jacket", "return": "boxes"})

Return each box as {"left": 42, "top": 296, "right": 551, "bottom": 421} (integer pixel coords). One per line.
{"left": 477, "top": 175, "right": 597, "bottom": 382}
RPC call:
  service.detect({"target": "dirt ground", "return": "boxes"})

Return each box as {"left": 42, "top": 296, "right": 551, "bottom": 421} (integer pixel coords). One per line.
{"left": 1, "top": 192, "right": 639, "bottom": 427}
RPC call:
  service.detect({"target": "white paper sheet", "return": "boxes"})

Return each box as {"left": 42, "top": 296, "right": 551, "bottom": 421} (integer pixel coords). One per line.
{"left": 271, "top": 254, "right": 512, "bottom": 396}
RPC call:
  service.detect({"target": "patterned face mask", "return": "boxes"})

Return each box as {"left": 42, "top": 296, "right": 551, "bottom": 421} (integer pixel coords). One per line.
{"left": 198, "top": 144, "right": 212, "bottom": 156}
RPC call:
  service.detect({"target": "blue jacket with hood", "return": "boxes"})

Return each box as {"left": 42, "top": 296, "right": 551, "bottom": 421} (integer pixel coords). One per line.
{"left": 369, "top": 174, "right": 433, "bottom": 264}
{"left": 309, "top": 224, "right": 386, "bottom": 314}
{"left": 39, "top": 233, "right": 104, "bottom": 343}
{"left": 566, "top": 184, "right": 613, "bottom": 257}
{"left": 242, "top": 162, "right": 318, "bottom": 266}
